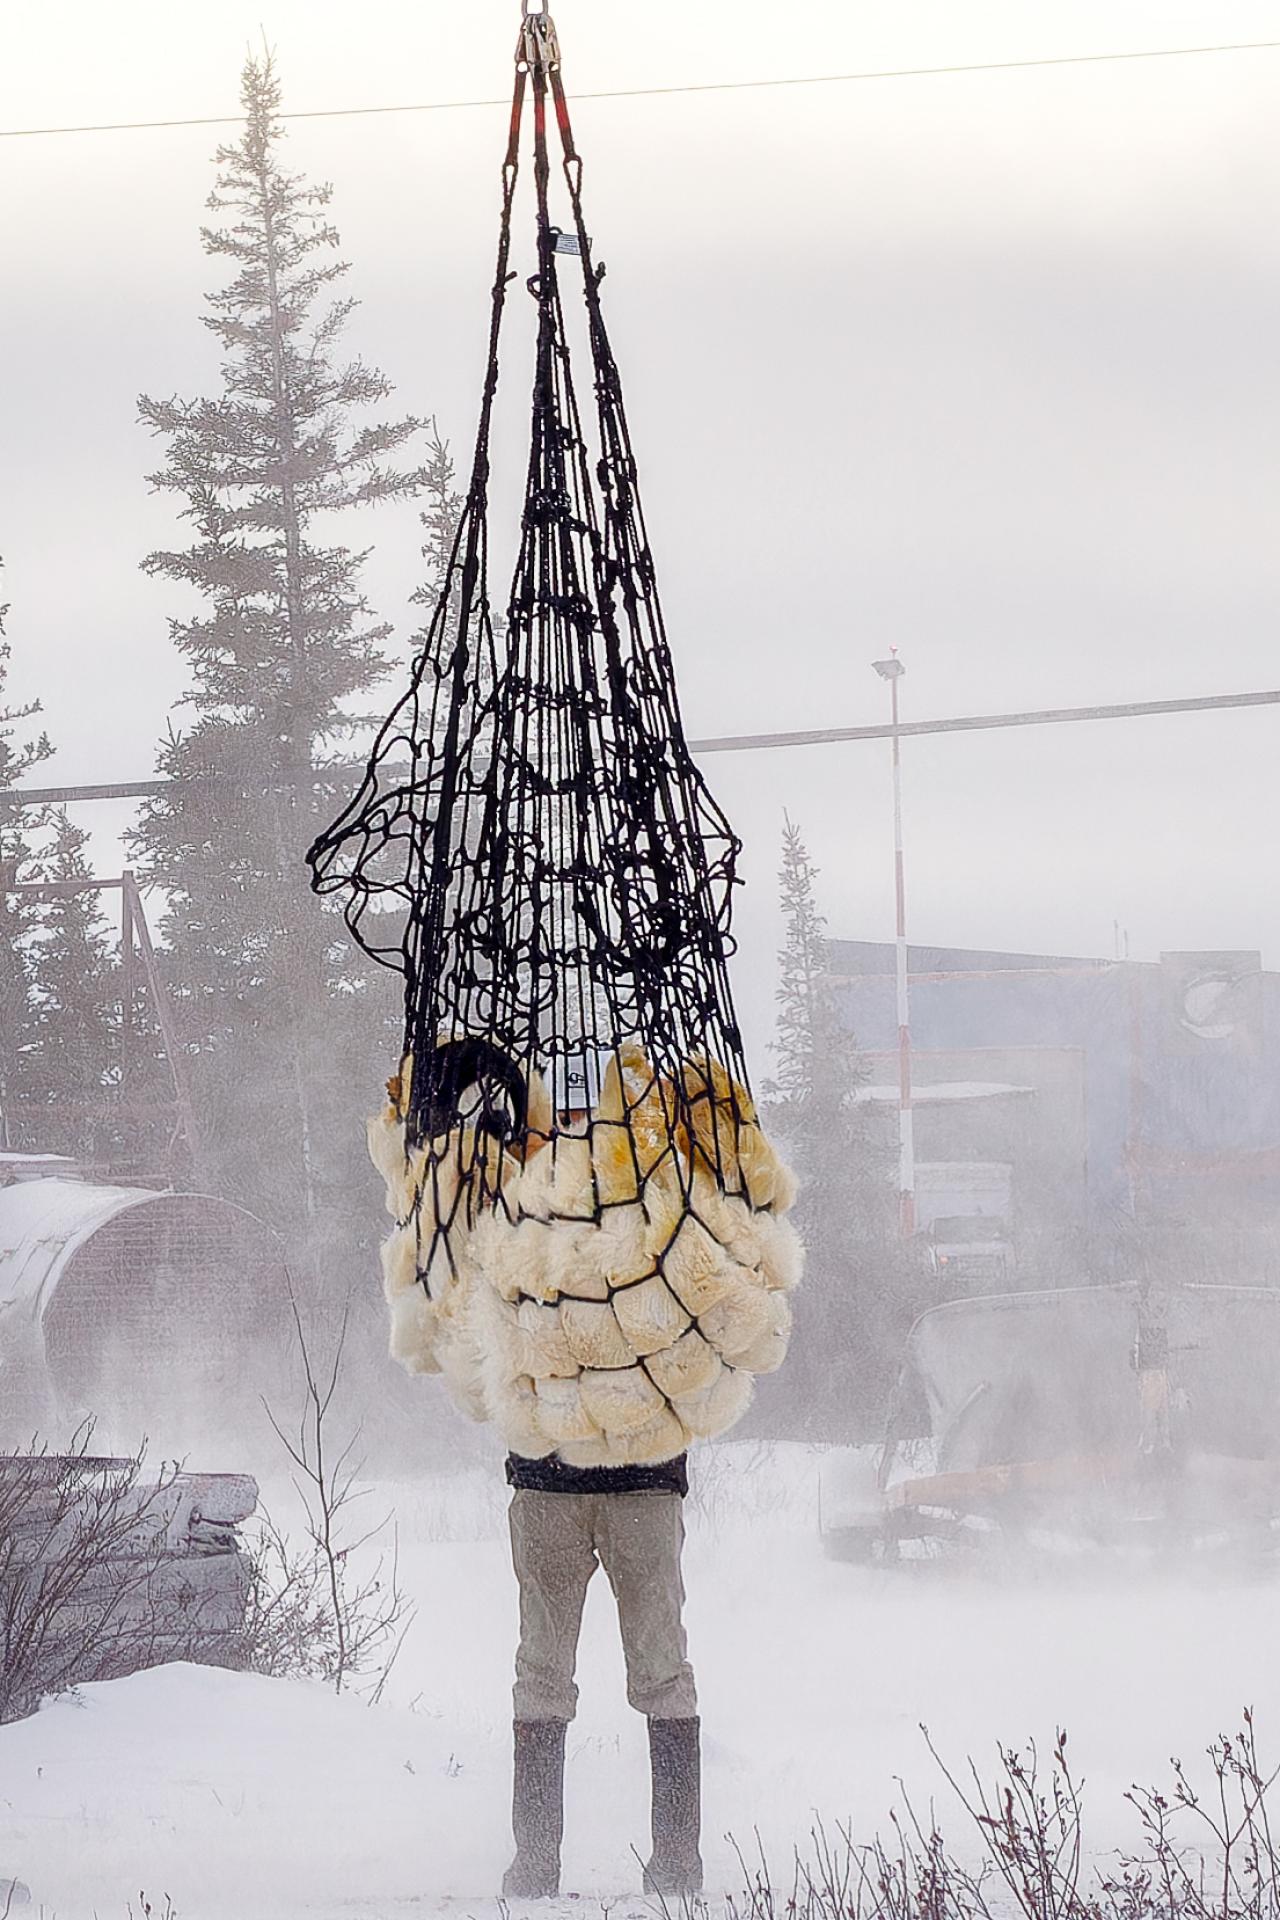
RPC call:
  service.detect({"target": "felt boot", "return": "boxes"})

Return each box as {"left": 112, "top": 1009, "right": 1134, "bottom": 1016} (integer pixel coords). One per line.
{"left": 644, "top": 1715, "right": 703, "bottom": 1896}
{"left": 502, "top": 1718, "right": 566, "bottom": 1899}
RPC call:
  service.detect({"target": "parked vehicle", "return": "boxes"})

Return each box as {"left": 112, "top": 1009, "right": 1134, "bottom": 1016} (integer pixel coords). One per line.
{"left": 917, "top": 1161, "right": 1015, "bottom": 1295}
{"left": 820, "top": 1280, "right": 1280, "bottom": 1562}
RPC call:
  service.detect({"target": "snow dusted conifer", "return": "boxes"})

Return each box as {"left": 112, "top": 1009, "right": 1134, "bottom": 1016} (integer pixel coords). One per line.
{"left": 131, "top": 52, "right": 423, "bottom": 1261}
{"left": 770, "top": 813, "right": 867, "bottom": 1222}
{"left": 0, "top": 566, "right": 54, "bottom": 1150}
{"left": 772, "top": 813, "right": 859, "bottom": 1113}
{"left": 418, "top": 420, "right": 464, "bottom": 615}
{"left": 767, "top": 815, "right": 908, "bottom": 1438}
{"left": 25, "top": 810, "right": 119, "bottom": 1163}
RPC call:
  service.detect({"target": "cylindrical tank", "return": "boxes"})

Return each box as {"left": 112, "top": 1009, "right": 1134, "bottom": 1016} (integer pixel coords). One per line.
{"left": 0, "top": 1171, "right": 291, "bottom": 1456}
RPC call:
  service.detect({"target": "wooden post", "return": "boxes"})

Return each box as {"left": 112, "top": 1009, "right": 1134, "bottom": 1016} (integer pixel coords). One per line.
{"left": 120, "top": 872, "right": 136, "bottom": 1089}
{"left": 124, "top": 874, "right": 203, "bottom": 1182}
{"left": 0, "top": 852, "right": 16, "bottom": 1151}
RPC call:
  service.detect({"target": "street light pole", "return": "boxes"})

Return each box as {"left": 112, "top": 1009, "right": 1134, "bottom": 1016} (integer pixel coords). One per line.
{"left": 873, "top": 650, "right": 914, "bottom": 1238}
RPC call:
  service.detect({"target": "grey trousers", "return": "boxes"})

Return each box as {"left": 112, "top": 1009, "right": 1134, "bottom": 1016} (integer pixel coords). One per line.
{"left": 509, "top": 1490, "right": 698, "bottom": 1723}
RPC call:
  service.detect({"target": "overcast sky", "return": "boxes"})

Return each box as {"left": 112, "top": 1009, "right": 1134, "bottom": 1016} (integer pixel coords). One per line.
{"left": 1, "top": 0, "right": 1277, "bottom": 1067}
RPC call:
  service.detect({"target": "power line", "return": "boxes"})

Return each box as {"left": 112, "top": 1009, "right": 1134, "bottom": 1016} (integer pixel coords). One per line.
{"left": 5, "top": 686, "right": 1277, "bottom": 812}
{"left": 688, "top": 687, "right": 1280, "bottom": 756}
{"left": 2, "top": 38, "right": 1277, "bottom": 141}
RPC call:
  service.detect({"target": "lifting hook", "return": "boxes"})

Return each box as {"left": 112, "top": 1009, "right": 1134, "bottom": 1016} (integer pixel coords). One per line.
{"left": 516, "top": 1, "right": 560, "bottom": 74}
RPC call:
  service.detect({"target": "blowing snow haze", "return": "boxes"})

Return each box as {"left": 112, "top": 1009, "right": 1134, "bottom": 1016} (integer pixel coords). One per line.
{"left": 2, "top": 6, "right": 1280, "bottom": 1917}
{"left": 0, "top": 0, "right": 1277, "bottom": 1067}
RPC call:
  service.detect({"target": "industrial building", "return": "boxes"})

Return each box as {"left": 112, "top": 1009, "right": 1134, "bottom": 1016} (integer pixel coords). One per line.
{"left": 830, "top": 941, "right": 1280, "bottom": 1286}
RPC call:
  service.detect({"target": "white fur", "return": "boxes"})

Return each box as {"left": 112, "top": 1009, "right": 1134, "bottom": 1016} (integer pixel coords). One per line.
{"left": 367, "top": 1112, "right": 410, "bottom": 1218}
{"left": 693, "top": 1191, "right": 765, "bottom": 1272}
{"left": 502, "top": 1372, "right": 556, "bottom": 1459}
{"left": 558, "top": 1299, "right": 636, "bottom": 1371}
{"left": 367, "top": 1057, "right": 804, "bottom": 1465}
{"left": 578, "top": 1365, "right": 666, "bottom": 1437}
{"left": 611, "top": 1274, "right": 690, "bottom": 1356}
{"left": 476, "top": 1214, "right": 555, "bottom": 1304}
{"left": 467, "top": 1280, "right": 529, "bottom": 1427}
{"left": 543, "top": 1135, "right": 597, "bottom": 1220}
{"left": 581, "top": 1204, "right": 653, "bottom": 1289}
{"left": 672, "top": 1363, "right": 755, "bottom": 1438}
{"left": 588, "top": 1119, "right": 643, "bottom": 1206}
{"left": 645, "top": 1327, "right": 722, "bottom": 1398}
{"left": 533, "top": 1375, "right": 600, "bottom": 1445}
{"left": 517, "top": 1298, "right": 579, "bottom": 1378}
{"left": 730, "top": 1292, "right": 793, "bottom": 1374}
{"left": 659, "top": 1215, "right": 736, "bottom": 1317}
{"left": 606, "top": 1401, "right": 688, "bottom": 1465}
{"left": 755, "top": 1211, "right": 805, "bottom": 1292}
{"left": 379, "top": 1221, "right": 419, "bottom": 1299}
{"left": 387, "top": 1284, "right": 443, "bottom": 1377}
{"left": 737, "top": 1124, "right": 789, "bottom": 1211}
{"left": 544, "top": 1221, "right": 621, "bottom": 1302}
{"left": 698, "top": 1275, "right": 775, "bottom": 1362}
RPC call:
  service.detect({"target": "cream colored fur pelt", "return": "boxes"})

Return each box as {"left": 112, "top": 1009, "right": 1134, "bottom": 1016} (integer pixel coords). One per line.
{"left": 368, "top": 1044, "right": 803, "bottom": 1467}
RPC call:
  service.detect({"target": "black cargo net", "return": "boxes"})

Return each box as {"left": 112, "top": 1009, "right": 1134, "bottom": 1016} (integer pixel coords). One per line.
{"left": 307, "top": 13, "right": 753, "bottom": 1248}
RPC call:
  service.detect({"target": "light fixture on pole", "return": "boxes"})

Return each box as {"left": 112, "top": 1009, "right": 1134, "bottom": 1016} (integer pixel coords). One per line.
{"left": 872, "top": 649, "right": 914, "bottom": 1238}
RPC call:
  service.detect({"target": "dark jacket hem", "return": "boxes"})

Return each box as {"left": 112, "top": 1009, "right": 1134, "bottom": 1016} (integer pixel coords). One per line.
{"left": 506, "top": 1451, "right": 689, "bottom": 1497}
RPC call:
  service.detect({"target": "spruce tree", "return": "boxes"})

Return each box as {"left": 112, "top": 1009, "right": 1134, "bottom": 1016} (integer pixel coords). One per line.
{"left": 0, "top": 565, "right": 54, "bottom": 1151}
{"left": 418, "top": 420, "right": 464, "bottom": 617}
{"left": 24, "top": 810, "right": 119, "bottom": 1164}
{"left": 772, "top": 815, "right": 860, "bottom": 1114}
{"left": 131, "top": 52, "right": 424, "bottom": 1272}
{"left": 766, "top": 816, "right": 906, "bottom": 1438}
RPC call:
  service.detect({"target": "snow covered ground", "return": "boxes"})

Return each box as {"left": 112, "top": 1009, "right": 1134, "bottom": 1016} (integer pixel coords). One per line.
{"left": 3, "top": 1442, "right": 1278, "bottom": 1919}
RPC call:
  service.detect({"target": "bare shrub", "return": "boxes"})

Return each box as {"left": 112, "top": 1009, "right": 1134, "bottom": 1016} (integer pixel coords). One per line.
{"left": 709, "top": 1717, "right": 1280, "bottom": 1920}
{"left": 249, "top": 1291, "right": 413, "bottom": 1696}
{"left": 239, "top": 1508, "right": 346, "bottom": 1684}
{"left": 926, "top": 1725, "right": 1096, "bottom": 1920}
{"left": 1103, "top": 1714, "right": 1280, "bottom": 1920}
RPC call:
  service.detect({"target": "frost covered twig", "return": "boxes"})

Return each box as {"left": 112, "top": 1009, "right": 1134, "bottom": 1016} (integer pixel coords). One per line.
{"left": 254, "top": 1285, "right": 414, "bottom": 1695}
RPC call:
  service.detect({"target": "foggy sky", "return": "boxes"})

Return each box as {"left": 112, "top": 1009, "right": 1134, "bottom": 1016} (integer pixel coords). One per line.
{"left": 1, "top": 0, "right": 1277, "bottom": 1070}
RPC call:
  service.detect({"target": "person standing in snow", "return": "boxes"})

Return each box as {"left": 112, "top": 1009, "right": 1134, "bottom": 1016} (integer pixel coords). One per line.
{"left": 365, "top": 1039, "right": 802, "bottom": 1899}
{"left": 503, "top": 1442, "right": 700, "bottom": 1897}
{"left": 501, "top": 1053, "right": 701, "bottom": 1898}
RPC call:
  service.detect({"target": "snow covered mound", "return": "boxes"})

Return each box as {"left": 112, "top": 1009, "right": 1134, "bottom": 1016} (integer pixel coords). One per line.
{"left": 0, "top": 1661, "right": 507, "bottom": 1920}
